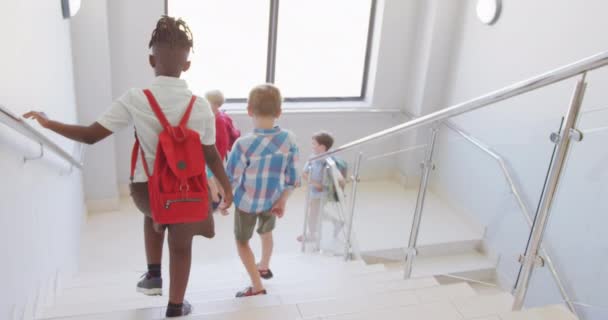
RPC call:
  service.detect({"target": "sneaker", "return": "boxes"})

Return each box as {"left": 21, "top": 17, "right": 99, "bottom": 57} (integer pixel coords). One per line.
{"left": 136, "top": 272, "right": 162, "bottom": 296}
{"left": 165, "top": 300, "right": 192, "bottom": 318}
{"left": 258, "top": 268, "right": 274, "bottom": 280}
{"left": 235, "top": 286, "right": 267, "bottom": 298}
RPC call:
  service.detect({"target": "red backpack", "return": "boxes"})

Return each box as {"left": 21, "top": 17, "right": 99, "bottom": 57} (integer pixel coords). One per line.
{"left": 220, "top": 110, "right": 240, "bottom": 150}
{"left": 130, "top": 89, "right": 209, "bottom": 224}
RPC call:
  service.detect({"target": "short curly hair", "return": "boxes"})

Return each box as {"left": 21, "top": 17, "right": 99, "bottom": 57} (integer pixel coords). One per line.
{"left": 313, "top": 131, "right": 334, "bottom": 150}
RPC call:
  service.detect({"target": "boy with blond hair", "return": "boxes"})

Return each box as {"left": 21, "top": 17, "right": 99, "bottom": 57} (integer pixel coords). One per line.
{"left": 226, "top": 84, "right": 299, "bottom": 297}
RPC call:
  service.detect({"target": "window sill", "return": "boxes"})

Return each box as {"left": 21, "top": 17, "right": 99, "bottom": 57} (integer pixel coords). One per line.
{"left": 221, "top": 100, "right": 401, "bottom": 115}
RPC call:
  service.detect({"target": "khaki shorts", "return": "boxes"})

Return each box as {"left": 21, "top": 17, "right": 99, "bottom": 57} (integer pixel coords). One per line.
{"left": 130, "top": 182, "right": 215, "bottom": 238}
{"left": 234, "top": 208, "right": 276, "bottom": 242}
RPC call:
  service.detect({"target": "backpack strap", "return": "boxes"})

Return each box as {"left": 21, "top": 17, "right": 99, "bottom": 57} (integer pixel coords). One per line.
{"left": 130, "top": 131, "right": 152, "bottom": 181}
{"left": 143, "top": 89, "right": 171, "bottom": 130}
{"left": 179, "top": 96, "right": 197, "bottom": 127}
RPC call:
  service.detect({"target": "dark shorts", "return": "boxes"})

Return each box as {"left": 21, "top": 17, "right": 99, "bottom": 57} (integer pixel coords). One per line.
{"left": 129, "top": 182, "right": 215, "bottom": 238}
{"left": 234, "top": 208, "right": 276, "bottom": 242}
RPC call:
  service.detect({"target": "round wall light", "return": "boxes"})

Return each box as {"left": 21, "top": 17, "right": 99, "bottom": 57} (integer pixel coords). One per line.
{"left": 476, "top": 0, "right": 502, "bottom": 25}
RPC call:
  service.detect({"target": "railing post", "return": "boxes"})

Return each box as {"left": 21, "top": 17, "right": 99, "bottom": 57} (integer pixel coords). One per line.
{"left": 301, "top": 163, "right": 313, "bottom": 253}
{"left": 512, "top": 74, "right": 587, "bottom": 310}
{"left": 344, "top": 152, "right": 363, "bottom": 260}
{"left": 404, "top": 126, "right": 439, "bottom": 279}
{"left": 314, "top": 164, "right": 328, "bottom": 252}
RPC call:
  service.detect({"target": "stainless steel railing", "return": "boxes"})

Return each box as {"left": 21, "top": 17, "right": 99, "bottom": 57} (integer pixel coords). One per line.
{"left": 301, "top": 155, "right": 362, "bottom": 260}
{"left": 304, "top": 50, "right": 608, "bottom": 315}
{"left": 0, "top": 105, "right": 83, "bottom": 169}
{"left": 310, "top": 50, "right": 608, "bottom": 162}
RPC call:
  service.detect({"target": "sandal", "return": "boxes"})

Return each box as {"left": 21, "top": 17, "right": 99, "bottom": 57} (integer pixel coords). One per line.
{"left": 258, "top": 268, "right": 274, "bottom": 280}
{"left": 235, "top": 286, "right": 267, "bottom": 298}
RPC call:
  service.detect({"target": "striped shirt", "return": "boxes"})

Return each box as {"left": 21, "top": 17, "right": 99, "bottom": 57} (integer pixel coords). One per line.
{"left": 226, "top": 126, "right": 300, "bottom": 214}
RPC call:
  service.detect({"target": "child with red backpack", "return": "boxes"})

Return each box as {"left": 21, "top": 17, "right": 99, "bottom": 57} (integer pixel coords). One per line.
{"left": 24, "top": 16, "right": 232, "bottom": 318}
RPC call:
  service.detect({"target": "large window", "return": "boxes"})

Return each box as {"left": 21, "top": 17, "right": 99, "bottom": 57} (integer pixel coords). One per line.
{"left": 167, "top": 0, "right": 376, "bottom": 101}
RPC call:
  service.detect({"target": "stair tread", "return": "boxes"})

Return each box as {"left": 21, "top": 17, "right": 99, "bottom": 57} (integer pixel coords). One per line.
{"left": 297, "top": 282, "right": 476, "bottom": 318}
{"left": 64, "top": 259, "right": 374, "bottom": 289}
{"left": 319, "top": 301, "right": 464, "bottom": 320}
{"left": 50, "top": 265, "right": 394, "bottom": 307}
{"left": 499, "top": 304, "right": 578, "bottom": 320}
{"left": 41, "top": 276, "right": 439, "bottom": 318}
{"left": 452, "top": 292, "right": 514, "bottom": 318}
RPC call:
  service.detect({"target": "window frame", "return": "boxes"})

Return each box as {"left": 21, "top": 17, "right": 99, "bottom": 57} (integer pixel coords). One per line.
{"left": 165, "top": 0, "right": 377, "bottom": 103}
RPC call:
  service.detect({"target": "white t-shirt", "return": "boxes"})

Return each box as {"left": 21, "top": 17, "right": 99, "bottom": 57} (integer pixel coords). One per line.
{"left": 97, "top": 76, "right": 215, "bottom": 182}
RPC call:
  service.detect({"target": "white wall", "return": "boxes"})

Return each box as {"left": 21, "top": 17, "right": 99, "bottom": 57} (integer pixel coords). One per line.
{"left": 427, "top": 1, "right": 608, "bottom": 317}
{"left": 0, "top": 1, "right": 85, "bottom": 318}
{"left": 70, "top": 0, "right": 120, "bottom": 212}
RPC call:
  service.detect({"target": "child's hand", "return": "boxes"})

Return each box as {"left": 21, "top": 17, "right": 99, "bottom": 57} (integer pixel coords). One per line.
{"left": 271, "top": 198, "right": 287, "bottom": 218}
{"left": 23, "top": 111, "right": 51, "bottom": 128}
{"left": 218, "top": 192, "right": 233, "bottom": 216}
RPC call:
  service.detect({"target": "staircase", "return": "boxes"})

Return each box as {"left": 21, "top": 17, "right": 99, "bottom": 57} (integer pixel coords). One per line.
{"left": 37, "top": 254, "right": 576, "bottom": 320}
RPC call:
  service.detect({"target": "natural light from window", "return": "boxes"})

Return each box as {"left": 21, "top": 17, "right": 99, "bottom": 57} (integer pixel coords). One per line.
{"left": 168, "top": 0, "right": 373, "bottom": 100}
{"left": 168, "top": 0, "right": 269, "bottom": 99}
{"left": 275, "top": 0, "right": 372, "bottom": 98}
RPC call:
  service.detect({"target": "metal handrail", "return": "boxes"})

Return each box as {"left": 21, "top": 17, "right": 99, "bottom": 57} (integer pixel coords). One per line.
{"left": 354, "top": 116, "right": 577, "bottom": 315}
{"left": 442, "top": 121, "right": 576, "bottom": 315}
{"left": 0, "top": 105, "right": 83, "bottom": 169}
{"left": 311, "top": 50, "right": 608, "bottom": 162}
{"left": 366, "top": 143, "right": 427, "bottom": 161}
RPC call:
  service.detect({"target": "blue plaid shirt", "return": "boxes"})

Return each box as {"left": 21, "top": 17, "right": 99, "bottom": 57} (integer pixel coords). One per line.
{"left": 226, "top": 126, "right": 300, "bottom": 214}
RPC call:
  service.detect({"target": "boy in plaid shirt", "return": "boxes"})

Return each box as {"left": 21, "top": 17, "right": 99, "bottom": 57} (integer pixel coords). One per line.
{"left": 226, "top": 84, "right": 300, "bottom": 297}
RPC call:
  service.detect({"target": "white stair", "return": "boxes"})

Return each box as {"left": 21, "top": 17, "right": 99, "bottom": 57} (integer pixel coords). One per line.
{"left": 37, "top": 254, "right": 577, "bottom": 320}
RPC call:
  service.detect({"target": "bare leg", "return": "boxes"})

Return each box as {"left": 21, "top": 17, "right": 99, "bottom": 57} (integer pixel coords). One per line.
{"left": 166, "top": 223, "right": 196, "bottom": 304}
{"left": 144, "top": 216, "right": 164, "bottom": 265}
{"left": 258, "top": 232, "right": 273, "bottom": 270}
{"left": 236, "top": 240, "right": 264, "bottom": 292}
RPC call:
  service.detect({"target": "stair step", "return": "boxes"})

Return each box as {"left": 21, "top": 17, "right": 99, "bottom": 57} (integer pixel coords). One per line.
{"left": 382, "top": 251, "right": 497, "bottom": 280}
{"left": 318, "top": 301, "right": 464, "bottom": 320}
{"left": 297, "top": 289, "right": 418, "bottom": 318}
{"left": 414, "top": 282, "right": 477, "bottom": 303}
{"left": 278, "top": 277, "right": 439, "bottom": 304}
{"left": 362, "top": 239, "right": 482, "bottom": 263}
{"left": 50, "top": 264, "right": 388, "bottom": 308}
{"left": 43, "top": 308, "right": 162, "bottom": 320}
{"left": 64, "top": 258, "right": 374, "bottom": 290}
{"left": 44, "top": 304, "right": 304, "bottom": 320}
{"left": 41, "top": 280, "right": 468, "bottom": 319}
{"left": 41, "top": 275, "right": 438, "bottom": 318}
{"left": 452, "top": 292, "right": 514, "bottom": 318}
{"left": 188, "top": 304, "right": 303, "bottom": 320}
{"left": 297, "top": 282, "right": 475, "bottom": 318}
{"left": 499, "top": 304, "right": 578, "bottom": 320}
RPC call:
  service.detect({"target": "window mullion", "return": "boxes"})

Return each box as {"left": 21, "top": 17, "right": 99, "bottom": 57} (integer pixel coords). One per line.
{"left": 266, "top": 0, "right": 279, "bottom": 83}
{"left": 360, "top": 0, "right": 377, "bottom": 99}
